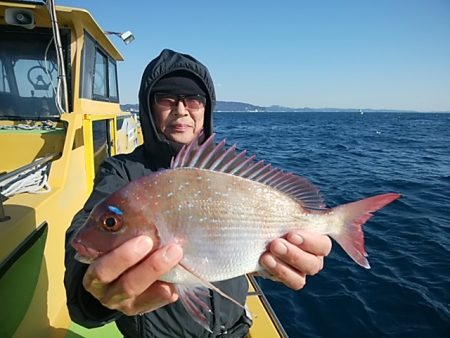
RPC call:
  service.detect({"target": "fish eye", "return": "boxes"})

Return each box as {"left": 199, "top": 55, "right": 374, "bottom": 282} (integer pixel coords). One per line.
{"left": 101, "top": 215, "right": 123, "bottom": 232}
{"left": 105, "top": 217, "right": 116, "bottom": 227}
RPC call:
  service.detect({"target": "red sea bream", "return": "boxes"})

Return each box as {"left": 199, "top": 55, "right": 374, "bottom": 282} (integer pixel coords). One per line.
{"left": 72, "top": 134, "right": 400, "bottom": 330}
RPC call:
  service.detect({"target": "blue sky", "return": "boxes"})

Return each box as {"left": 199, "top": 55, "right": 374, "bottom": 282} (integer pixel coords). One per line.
{"left": 59, "top": 0, "right": 450, "bottom": 112}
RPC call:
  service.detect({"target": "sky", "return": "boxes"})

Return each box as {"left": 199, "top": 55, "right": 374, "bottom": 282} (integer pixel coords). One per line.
{"left": 58, "top": 0, "right": 450, "bottom": 112}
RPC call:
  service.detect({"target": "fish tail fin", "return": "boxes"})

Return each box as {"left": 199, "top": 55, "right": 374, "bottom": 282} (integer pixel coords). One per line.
{"left": 329, "top": 193, "right": 400, "bottom": 269}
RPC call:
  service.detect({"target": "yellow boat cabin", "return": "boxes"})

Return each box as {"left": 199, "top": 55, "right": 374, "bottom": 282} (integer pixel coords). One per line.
{"left": 0, "top": 1, "right": 286, "bottom": 337}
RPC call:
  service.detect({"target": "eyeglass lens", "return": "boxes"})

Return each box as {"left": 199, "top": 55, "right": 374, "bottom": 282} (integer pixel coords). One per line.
{"left": 155, "top": 93, "right": 205, "bottom": 109}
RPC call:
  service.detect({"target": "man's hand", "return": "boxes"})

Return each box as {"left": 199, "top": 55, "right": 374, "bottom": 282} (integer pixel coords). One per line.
{"left": 82, "top": 235, "right": 183, "bottom": 316}
{"left": 260, "top": 230, "right": 332, "bottom": 290}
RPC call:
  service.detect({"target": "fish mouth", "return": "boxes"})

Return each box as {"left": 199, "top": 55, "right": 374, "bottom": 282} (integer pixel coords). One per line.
{"left": 72, "top": 241, "right": 102, "bottom": 264}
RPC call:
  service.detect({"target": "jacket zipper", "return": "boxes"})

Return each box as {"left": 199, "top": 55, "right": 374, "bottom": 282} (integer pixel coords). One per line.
{"left": 137, "top": 314, "right": 145, "bottom": 337}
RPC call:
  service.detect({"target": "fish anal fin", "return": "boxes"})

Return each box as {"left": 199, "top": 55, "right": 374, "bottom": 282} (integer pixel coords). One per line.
{"left": 176, "top": 262, "right": 245, "bottom": 332}
{"left": 178, "top": 262, "right": 245, "bottom": 309}
{"left": 176, "top": 284, "right": 213, "bottom": 333}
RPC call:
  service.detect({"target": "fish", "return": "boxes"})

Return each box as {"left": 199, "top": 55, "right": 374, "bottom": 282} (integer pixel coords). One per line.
{"left": 72, "top": 133, "right": 400, "bottom": 331}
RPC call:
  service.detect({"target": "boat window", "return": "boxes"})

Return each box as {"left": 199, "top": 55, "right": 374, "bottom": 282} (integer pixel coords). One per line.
{"left": 0, "top": 28, "right": 69, "bottom": 119}
{"left": 0, "top": 59, "right": 11, "bottom": 93}
{"left": 93, "top": 50, "right": 107, "bottom": 97}
{"left": 116, "top": 115, "right": 125, "bottom": 130}
{"left": 80, "top": 33, "right": 95, "bottom": 98}
{"left": 81, "top": 32, "right": 119, "bottom": 103}
{"left": 108, "top": 60, "right": 118, "bottom": 99}
{"left": 92, "top": 119, "right": 112, "bottom": 172}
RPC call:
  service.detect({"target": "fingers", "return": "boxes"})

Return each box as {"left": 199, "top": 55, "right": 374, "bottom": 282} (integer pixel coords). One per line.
{"left": 82, "top": 236, "right": 183, "bottom": 315}
{"left": 271, "top": 238, "right": 324, "bottom": 275}
{"left": 259, "top": 231, "right": 332, "bottom": 290}
{"left": 102, "top": 244, "right": 182, "bottom": 305}
{"left": 112, "top": 281, "right": 179, "bottom": 316}
{"left": 287, "top": 230, "right": 332, "bottom": 257}
{"left": 83, "top": 236, "right": 155, "bottom": 298}
{"left": 260, "top": 252, "right": 307, "bottom": 290}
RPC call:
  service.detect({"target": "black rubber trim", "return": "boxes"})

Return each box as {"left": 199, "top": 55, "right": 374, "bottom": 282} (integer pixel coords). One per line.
{"left": 0, "top": 222, "right": 48, "bottom": 279}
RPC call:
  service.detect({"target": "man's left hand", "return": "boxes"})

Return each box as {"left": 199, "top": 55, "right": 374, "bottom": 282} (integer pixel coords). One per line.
{"left": 259, "top": 230, "right": 332, "bottom": 290}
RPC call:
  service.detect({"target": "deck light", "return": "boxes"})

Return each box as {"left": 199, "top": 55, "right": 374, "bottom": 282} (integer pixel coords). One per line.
{"left": 106, "top": 30, "right": 135, "bottom": 45}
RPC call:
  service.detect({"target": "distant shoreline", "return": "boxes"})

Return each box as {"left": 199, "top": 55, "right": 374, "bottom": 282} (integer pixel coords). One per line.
{"left": 213, "top": 110, "right": 450, "bottom": 114}
{"left": 120, "top": 102, "right": 450, "bottom": 114}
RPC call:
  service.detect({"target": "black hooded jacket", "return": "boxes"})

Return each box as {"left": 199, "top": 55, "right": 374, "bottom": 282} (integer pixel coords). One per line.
{"left": 138, "top": 49, "right": 216, "bottom": 170}
{"left": 64, "top": 50, "right": 249, "bottom": 338}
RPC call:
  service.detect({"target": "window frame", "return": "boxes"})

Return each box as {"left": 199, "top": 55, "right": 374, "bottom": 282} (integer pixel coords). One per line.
{"left": 81, "top": 32, "right": 119, "bottom": 103}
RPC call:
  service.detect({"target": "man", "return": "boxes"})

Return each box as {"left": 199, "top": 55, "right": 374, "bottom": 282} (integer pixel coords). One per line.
{"left": 65, "top": 49, "right": 332, "bottom": 337}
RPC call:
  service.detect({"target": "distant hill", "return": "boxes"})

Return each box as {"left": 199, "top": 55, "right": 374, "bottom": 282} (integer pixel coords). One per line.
{"left": 121, "top": 103, "right": 139, "bottom": 112}
{"left": 121, "top": 101, "right": 425, "bottom": 113}
{"left": 214, "top": 101, "right": 267, "bottom": 112}
{"left": 120, "top": 101, "right": 268, "bottom": 112}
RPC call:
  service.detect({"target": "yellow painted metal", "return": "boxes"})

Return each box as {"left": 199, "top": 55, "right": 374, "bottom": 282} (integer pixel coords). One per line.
{"left": 247, "top": 275, "right": 287, "bottom": 338}
{"left": 0, "top": 2, "right": 137, "bottom": 337}
{"left": 0, "top": 114, "right": 90, "bottom": 338}
{"left": 82, "top": 114, "right": 95, "bottom": 191}
{"left": 0, "top": 2, "right": 287, "bottom": 337}
{"left": 0, "top": 126, "right": 65, "bottom": 173}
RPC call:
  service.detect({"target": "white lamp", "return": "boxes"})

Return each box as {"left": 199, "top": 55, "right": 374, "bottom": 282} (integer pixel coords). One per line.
{"left": 106, "top": 30, "right": 135, "bottom": 45}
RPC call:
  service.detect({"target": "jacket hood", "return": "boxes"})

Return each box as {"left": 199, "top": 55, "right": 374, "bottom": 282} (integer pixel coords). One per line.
{"left": 138, "top": 49, "right": 216, "bottom": 170}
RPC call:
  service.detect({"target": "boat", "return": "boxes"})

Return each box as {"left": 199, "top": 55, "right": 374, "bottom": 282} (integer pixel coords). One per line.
{"left": 0, "top": 1, "right": 287, "bottom": 337}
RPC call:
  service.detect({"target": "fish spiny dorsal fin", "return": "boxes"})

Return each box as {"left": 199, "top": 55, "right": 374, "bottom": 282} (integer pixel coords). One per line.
{"left": 171, "top": 133, "right": 326, "bottom": 209}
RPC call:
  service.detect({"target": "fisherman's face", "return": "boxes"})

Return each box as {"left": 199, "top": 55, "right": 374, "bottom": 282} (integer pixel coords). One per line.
{"left": 152, "top": 93, "right": 205, "bottom": 145}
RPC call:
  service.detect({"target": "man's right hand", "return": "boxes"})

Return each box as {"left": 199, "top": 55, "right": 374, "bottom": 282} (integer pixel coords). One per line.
{"left": 82, "top": 235, "right": 183, "bottom": 316}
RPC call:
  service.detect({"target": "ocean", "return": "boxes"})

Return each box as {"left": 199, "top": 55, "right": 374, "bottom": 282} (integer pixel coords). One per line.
{"left": 214, "top": 112, "right": 450, "bottom": 338}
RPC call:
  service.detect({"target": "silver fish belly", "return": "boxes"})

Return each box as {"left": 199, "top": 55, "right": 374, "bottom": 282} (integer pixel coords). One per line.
{"left": 151, "top": 168, "right": 328, "bottom": 283}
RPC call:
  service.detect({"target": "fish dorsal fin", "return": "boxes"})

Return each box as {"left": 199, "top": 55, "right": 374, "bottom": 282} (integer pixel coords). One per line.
{"left": 171, "top": 133, "right": 326, "bottom": 209}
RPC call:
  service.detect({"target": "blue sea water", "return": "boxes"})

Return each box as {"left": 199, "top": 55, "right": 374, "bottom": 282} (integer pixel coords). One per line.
{"left": 214, "top": 112, "right": 450, "bottom": 338}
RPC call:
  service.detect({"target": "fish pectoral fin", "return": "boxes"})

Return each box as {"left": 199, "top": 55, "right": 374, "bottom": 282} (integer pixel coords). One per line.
{"left": 177, "top": 263, "right": 245, "bottom": 332}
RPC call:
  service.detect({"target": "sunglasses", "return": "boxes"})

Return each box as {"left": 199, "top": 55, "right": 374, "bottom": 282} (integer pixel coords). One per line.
{"left": 154, "top": 93, "right": 206, "bottom": 110}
